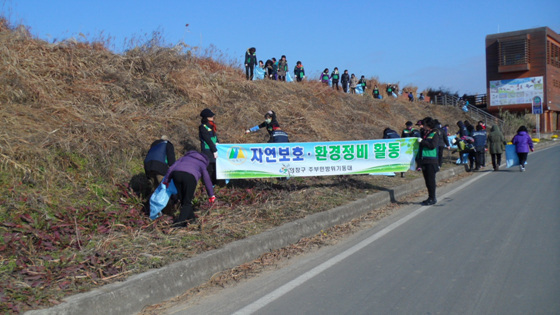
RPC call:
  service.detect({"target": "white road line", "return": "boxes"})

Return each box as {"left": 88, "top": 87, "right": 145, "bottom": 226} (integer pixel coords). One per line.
{"left": 233, "top": 170, "right": 494, "bottom": 315}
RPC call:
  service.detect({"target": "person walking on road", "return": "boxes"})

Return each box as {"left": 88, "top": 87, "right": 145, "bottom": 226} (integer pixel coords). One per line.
{"left": 416, "top": 117, "right": 440, "bottom": 205}
{"left": 487, "top": 125, "right": 506, "bottom": 171}
{"left": 511, "top": 125, "right": 534, "bottom": 172}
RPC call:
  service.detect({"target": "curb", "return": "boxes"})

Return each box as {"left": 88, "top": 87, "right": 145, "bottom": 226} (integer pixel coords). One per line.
{"left": 26, "top": 141, "right": 557, "bottom": 315}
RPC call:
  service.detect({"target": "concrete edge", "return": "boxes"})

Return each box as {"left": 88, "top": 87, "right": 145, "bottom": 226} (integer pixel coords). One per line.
{"left": 26, "top": 141, "right": 558, "bottom": 315}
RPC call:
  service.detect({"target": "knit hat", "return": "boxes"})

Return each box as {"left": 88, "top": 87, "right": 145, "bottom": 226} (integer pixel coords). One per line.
{"left": 200, "top": 108, "right": 215, "bottom": 118}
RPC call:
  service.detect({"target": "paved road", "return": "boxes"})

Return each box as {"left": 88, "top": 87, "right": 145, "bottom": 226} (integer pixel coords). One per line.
{"left": 161, "top": 145, "right": 560, "bottom": 315}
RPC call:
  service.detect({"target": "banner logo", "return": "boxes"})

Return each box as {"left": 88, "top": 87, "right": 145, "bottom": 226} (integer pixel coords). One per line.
{"left": 227, "top": 146, "right": 248, "bottom": 165}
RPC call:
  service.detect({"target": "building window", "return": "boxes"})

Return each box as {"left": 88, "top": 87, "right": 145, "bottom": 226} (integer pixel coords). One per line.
{"left": 548, "top": 40, "right": 560, "bottom": 68}
{"left": 499, "top": 38, "right": 530, "bottom": 66}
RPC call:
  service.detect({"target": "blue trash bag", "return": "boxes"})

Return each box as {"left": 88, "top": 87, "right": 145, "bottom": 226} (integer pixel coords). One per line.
{"left": 505, "top": 144, "right": 527, "bottom": 168}
{"left": 149, "top": 179, "right": 177, "bottom": 220}
{"left": 286, "top": 72, "right": 294, "bottom": 82}
{"left": 252, "top": 67, "right": 265, "bottom": 80}
{"left": 356, "top": 85, "right": 364, "bottom": 94}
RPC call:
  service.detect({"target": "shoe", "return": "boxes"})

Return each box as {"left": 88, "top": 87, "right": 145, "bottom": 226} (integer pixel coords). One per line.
{"left": 521, "top": 167, "right": 525, "bottom": 172}
{"left": 519, "top": 165, "right": 523, "bottom": 172}
{"left": 421, "top": 199, "right": 437, "bottom": 206}
{"left": 473, "top": 168, "right": 480, "bottom": 171}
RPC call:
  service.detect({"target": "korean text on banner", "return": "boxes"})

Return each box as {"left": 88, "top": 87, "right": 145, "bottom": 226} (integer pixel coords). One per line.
{"left": 216, "top": 138, "right": 419, "bottom": 179}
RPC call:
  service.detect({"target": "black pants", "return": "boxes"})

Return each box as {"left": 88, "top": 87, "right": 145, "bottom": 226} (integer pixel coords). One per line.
{"left": 342, "top": 82, "right": 348, "bottom": 93}
{"left": 517, "top": 152, "right": 528, "bottom": 167}
{"left": 205, "top": 162, "right": 216, "bottom": 186}
{"left": 171, "top": 171, "right": 197, "bottom": 223}
{"left": 421, "top": 164, "right": 438, "bottom": 201}
{"left": 491, "top": 153, "right": 502, "bottom": 169}
{"left": 245, "top": 65, "right": 254, "bottom": 80}
{"left": 332, "top": 80, "right": 339, "bottom": 90}
{"left": 278, "top": 75, "right": 285, "bottom": 81}
{"left": 296, "top": 76, "right": 302, "bottom": 82}
{"left": 437, "top": 146, "right": 444, "bottom": 167}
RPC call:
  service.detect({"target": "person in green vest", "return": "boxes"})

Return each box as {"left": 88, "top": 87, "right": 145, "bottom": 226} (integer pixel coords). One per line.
{"left": 320, "top": 68, "right": 330, "bottom": 85}
{"left": 372, "top": 85, "right": 380, "bottom": 99}
{"left": 294, "top": 61, "right": 305, "bottom": 82}
{"left": 331, "top": 67, "right": 340, "bottom": 90}
{"left": 358, "top": 75, "right": 367, "bottom": 92}
{"left": 416, "top": 116, "right": 440, "bottom": 206}
{"left": 244, "top": 47, "right": 257, "bottom": 80}
{"left": 199, "top": 108, "right": 219, "bottom": 185}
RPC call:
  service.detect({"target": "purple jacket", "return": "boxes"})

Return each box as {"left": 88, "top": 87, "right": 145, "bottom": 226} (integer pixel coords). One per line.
{"left": 512, "top": 131, "right": 534, "bottom": 153}
{"left": 163, "top": 151, "right": 214, "bottom": 197}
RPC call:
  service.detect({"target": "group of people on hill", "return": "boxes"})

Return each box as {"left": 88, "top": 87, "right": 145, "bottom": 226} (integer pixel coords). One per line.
{"left": 244, "top": 47, "right": 427, "bottom": 101}
{"left": 143, "top": 108, "right": 289, "bottom": 227}
{"left": 244, "top": 47, "right": 303, "bottom": 82}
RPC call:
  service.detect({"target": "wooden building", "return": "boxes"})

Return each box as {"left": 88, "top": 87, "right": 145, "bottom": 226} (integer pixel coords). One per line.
{"left": 485, "top": 27, "right": 560, "bottom": 132}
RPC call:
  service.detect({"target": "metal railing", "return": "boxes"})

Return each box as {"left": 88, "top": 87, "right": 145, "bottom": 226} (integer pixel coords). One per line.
{"left": 433, "top": 94, "right": 503, "bottom": 128}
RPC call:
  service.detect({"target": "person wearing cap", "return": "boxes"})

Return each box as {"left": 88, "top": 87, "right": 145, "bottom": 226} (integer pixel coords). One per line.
{"left": 401, "top": 121, "right": 421, "bottom": 138}
{"left": 245, "top": 110, "right": 280, "bottom": 143}
{"left": 144, "top": 135, "right": 176, "bottom": 192}
{"left": 245, "top": 47, "right": 257, "bottom": 80}
{"left": 162, "top": 150, "right": 215, "bottom": 227}
{"left": 199, "top": 108, "right": 219, "bottom": 185}
{"left": 416, "top": 116, "right": 440, "bottom": 206}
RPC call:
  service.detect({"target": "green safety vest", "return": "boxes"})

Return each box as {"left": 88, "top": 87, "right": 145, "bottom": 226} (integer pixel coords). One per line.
{"left": 202, "top": 124, "right": 217, "bottom": 150}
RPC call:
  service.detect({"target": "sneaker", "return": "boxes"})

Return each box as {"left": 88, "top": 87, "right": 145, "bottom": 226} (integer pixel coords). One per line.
{"left": 521, "top": 166, "right": 525, "bottom": 172}
{"left": 519, "top": 165, "right": 524, "bottom": 172}
{"left": 421, "top": 199, "right": 437, "bottom": 206}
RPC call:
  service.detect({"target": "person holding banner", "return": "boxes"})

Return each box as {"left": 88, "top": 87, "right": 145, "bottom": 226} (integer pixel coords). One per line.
{"left": 511, "top": 125, "right": 534, "bottom": 172}
{"left": 416, "top": 117, "right": 440, "bottom": 206}
{"left": 245, "top": 110, "right": 280, "bottom": 143}
{"left": 163, "top": 151, "right": 215, "bottom": 227}
{"left": 199, "top": 108, "right": 219, "bottom": 185}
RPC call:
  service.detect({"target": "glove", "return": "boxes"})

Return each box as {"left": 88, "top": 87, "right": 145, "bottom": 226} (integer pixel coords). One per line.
{"left": 245, "top": 129, "right": 250, "bottom": 134}
{"left": 530, "top": 148, "right": 534, "bottom": 152}
{"left": 417, "top": 138, "right": 422, "bottom": 143}
{"left": 209, "top": 196, "right": 216, "bottom": 203}
{"left": 213, "top": 152, "right": 218, "bottom": 159}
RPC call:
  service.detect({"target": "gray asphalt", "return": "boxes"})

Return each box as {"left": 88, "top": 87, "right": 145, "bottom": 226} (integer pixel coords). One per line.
{"left": 165, "top": 145, "right": 560, "bottom": 315}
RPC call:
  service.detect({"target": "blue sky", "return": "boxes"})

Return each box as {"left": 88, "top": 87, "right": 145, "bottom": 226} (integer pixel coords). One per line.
{"left": 2, "top": 0, "right": 560, "bottom": 95}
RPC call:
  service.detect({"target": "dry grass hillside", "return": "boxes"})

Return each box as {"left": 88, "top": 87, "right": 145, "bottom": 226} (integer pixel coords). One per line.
{"left": 0, "top": 18, "right": 473, "bottom": 313}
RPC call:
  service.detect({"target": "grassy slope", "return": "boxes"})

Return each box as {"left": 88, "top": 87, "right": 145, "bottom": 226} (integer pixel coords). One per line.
{"left": 0, "top": 19, "right": 472, "bottom": 313}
